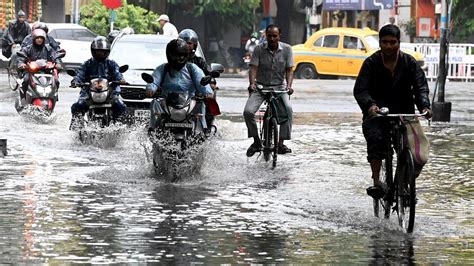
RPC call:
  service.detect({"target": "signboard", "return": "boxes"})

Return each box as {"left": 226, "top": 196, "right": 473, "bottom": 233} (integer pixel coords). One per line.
{"left": 418, "top": 17, "right": 431, "bottom": 37}
{"left": 323, "top": 0, "right": 394, "bottom": 10}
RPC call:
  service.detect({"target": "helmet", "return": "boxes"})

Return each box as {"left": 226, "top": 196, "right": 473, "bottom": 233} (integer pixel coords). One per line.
{"left": 17, "top": 10, "right": 26, "bottom": 18}
{"left": 250, "top": 32, "right": 259, "bottom": 39}
{"left": 121, "top": 27, "right": 135, "bottom": 35}
{"left": 166, "top": 38, "right": 189, "bottom": 70}
{"left": 178, "top": 29, "right": 198, "bottom": 56}
{"left": 107, "top": 30, "right": 120, "bottom": 44}
{"left": 178, "top": 29, "right": 198, "bottom": 45}
{"left": 90, "top": 36, "right": 111, "bottom": 61}
{"left": 32, "top": 29, "right": 46, "bottom": 45}
{"left": 32, "top": 22, "right": 48, "bottom": 33}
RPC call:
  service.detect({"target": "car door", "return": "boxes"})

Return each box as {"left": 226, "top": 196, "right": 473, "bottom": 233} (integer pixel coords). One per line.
{"left": 311, "top": 34, "right": 340, "bottom": 74}
{"left": 340, "top": 35, "right": 367, "bottom": 76}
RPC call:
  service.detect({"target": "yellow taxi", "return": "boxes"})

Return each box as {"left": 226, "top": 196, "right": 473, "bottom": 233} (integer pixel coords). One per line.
{"left": 292, "top": 27, "right": 425, "bottom": 79}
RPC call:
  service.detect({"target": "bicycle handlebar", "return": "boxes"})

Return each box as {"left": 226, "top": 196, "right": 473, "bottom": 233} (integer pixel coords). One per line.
{"left": 375, "top": 107, "right": 428, "bottom": 118}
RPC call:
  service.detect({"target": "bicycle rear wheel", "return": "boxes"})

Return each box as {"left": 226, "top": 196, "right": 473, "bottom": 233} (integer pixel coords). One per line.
{"left": 396, "top": 149, "right": 416, "bottom": 233}
{"left": 374, "top": 156, "right": 393, "bottom": 219}
{"left": 271, "top": 117, "right": 278, "bottom": 169}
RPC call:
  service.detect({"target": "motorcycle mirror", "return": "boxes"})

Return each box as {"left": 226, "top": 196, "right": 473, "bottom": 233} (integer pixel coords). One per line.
{"left": 16, "top": 51, "right": 27, "bottom": 59}
{"left": 119, "top": 65, "right": 129, "bottom": 73}
{"left": 55, "top": 52, "right": 66, "bottom": 60}
{"left": 210, "top": 70, "right": 220, "bottom": 78}
{"left": 66, "top": 69, "right": 77, "bottom": 77}
{"left": 141, "top": 73, "right": 154, "bottom": 83}
{"left": 200, "top": 76, "right": 212, "bottom": 86}
{"left": 210, "top": 63, "right": 225, "bottom": 73}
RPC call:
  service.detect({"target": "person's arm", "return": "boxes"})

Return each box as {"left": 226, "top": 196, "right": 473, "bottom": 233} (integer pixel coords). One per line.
{"left": 73, "top": 60, "right": 89, "bottom": 85}
{"left": 248, "top": 46, "right": 260, "bottom": 92}
{"left": 16, "top": 46, "right": 28, "bottom": 68}
{"left": 109, "top": 60, "right": 124, "bottom": 95}
{"left": 191, "top": 64, "right": 213, "bottom": 96}
{"left": 410, "top": 56, "right": 432, "bottom": 118}
{"left": 286, "top": 46, "right": 294, "bottom": 95}
{"left": 146, "top": 64, "right": 164, "bottom": 97}
{"left": 353, "top": 59, "right": 377, "bottom": 116}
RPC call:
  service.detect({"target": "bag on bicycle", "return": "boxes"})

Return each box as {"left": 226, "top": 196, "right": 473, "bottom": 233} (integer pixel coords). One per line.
{"left": 270, "top": 94, "right": 290, "bottom": 125}
{"left": 403, "top": 119, "right": 430, "bottom": 166}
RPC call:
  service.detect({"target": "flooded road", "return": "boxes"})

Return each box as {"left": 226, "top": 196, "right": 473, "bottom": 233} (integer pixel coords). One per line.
{"left": 0, "top": 73, "right": 472, "bottom": 264}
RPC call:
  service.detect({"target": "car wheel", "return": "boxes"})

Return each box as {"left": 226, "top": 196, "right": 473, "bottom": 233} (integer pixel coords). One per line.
{"left": 296, "top": 64, "right": 318, "bottom": 79}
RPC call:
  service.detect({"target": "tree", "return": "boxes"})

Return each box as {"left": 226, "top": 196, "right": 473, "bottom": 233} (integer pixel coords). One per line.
{"left": 168, "top": 0, "right": 261, "bottom": 34}
{"left": 80, "top": 0, "right": 160, "bottom": 36}
{"left": 450, "top": 0, "right": 474, "bottom": 42}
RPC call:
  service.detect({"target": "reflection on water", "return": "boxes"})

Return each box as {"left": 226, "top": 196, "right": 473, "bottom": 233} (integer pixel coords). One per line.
{"left": 0, "top": 111, "right": 472, "bottom": 264}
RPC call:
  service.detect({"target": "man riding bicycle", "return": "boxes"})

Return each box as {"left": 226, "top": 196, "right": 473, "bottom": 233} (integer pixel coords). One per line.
{"left": 353, "top": 24, "right": 432, "bottom": 199}
{"left": 243, "top": 24, "right": 294, "bottom": 157}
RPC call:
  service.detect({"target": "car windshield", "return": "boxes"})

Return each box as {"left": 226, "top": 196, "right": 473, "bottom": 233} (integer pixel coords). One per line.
{"left": 110, "top": 40, "right": 168, "bottom": 69}
{"left": 364, "top": 35, "right": 379, "bottom": 49}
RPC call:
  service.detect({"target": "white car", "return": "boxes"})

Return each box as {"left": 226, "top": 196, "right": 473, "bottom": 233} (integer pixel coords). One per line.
{"left": 46, "top": 23, "right": 97, "bottom": 69}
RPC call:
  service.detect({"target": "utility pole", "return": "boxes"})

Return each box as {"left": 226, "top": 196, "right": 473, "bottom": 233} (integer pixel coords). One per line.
{"left": 432, "top": 0, "right": 451, "bottom": 122}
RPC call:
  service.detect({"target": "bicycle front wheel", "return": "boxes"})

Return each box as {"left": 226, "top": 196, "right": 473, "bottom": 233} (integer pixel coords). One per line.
{"left": 271, "top": 117, "right": 278, "bottom": 169}
{"left": 7, "top": 62, "right": 19, "bottom": 91}
{"left": 263, "top": 117, "right": 272, "bottom": 162}
{"left": 374, "top": 156, "right": 393, "bottom": 219}
{"left": 396, "top": 149, "right": 416, "bottom": 233}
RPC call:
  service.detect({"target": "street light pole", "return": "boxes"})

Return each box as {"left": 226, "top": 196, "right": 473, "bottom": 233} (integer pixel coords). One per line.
{"left": 432, "top": 0, "right": 451, "bottom": 122}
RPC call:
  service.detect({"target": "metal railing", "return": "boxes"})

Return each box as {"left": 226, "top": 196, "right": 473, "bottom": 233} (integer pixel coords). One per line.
{"left": 401, "top": 43, "right": 474, "bottom": 82}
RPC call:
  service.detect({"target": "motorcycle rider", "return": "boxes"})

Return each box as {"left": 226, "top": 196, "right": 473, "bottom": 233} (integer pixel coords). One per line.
{"left": 17, "top": 29, "right": 62, "bottom": 105}
{"left": 2, "top": 10, "right": 31, "bottom": 58}
{"left": 70, "top": 36, "right": 126, "bottom": 129}
{"left": 21, "top": 22, "right": 60, "bottom": 51}
{"left": 178, "top": 29, "right": 220, "bottom": 131}
{"left": 245, "top": 32, "right": 259, "bottom": 56}
{"left": 145, "top": 38, "right": 213, "bottom": 133}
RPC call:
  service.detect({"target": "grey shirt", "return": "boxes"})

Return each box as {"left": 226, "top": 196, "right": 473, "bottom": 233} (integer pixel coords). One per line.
{"left": 250, "top": 41, "right": 294, "bottom": 90}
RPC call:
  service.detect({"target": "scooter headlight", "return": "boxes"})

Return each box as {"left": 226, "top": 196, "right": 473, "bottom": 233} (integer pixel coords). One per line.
{"left": 41, "top": 85, "right": 52, "bottom": 95}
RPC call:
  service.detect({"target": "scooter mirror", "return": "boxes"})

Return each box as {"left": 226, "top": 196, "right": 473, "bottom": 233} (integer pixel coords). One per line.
{"left": 210, "top": 70, "right": 220, "bottom": 78}
{"left": 119, "top": 65, "right": 129, "bottom": 73}
{"left": 55, "top": 52, "right": 66, "bottom": 60}
{"left": 141, "top": 73, "right": 154, "bottom": 83}
{"left": 66, "top": 69, "right": 77, "bottom": 77}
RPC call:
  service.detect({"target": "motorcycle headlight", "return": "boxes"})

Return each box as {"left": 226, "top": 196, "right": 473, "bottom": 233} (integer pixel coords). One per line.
{"left": 169, "top": 107, "right": 188, "bottom": 122}
{"left": 91, "top": 91, "right": 108, "bottom": 103}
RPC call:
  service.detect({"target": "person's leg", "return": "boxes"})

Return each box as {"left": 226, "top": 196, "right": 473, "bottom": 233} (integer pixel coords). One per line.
{"left": 363, "top": 118, "right": 389, "bottom": 197}
{"left": 111, "top": 96, "right": 127, "bottom": 119}
{"left": 243, "top": 91, "right": 265, "bottom": 143}
{"left": 149, "top": 98, "right": 164, "bottom": 130}
{"left": 277, "top": 93, "right": 292, "bottom": 151}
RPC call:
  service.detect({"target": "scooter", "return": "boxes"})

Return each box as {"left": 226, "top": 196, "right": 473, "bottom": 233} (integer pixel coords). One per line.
{"left": 14, "top": 51, "right": 66, "bottom": 116}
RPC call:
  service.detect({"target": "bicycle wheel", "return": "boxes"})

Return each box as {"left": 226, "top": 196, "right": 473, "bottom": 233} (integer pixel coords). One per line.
{"left": 7, "top": 61, "right": 19, "bottom": 91}
{"left": 271, "top": 117, "right": 278, "bottom": 169}
{"left": 374, "top": 156, "right": 393, "bottom": 219}
{"left": 396, "top": 149, "right": 416, "bottom": 233}
{"left": 263, "top": 117, "right": 271, "bottom": 162}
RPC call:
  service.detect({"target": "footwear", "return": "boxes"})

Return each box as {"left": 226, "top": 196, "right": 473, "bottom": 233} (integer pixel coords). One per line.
{"left": 277, "top": 144, "right": 292, "bottom": 154}
{"left": 367, "top": 185, "right": 385, "bottom": 199}
{"left": 246, "top": 142, "right": 262, "bottom": 157}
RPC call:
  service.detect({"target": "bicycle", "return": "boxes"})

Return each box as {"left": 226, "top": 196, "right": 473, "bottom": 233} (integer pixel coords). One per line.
{"left": 255, "top": 84, "right": 288, "bottom": 169}
{"left": 7, "top": 44, "right": 22, "bottom": 91}
{"left": 371, "top": 107, "right": 428, "bottom": 233}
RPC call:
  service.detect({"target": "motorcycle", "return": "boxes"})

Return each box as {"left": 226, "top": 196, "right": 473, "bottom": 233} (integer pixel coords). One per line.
{"left": 14, "top": 51, "right": 66, "bottom": 116}
{"left": 67, "top": 65, "right": 129, "bottom": 144}
{"left": 142, "top": 67, "right": 222, "bottom": 181}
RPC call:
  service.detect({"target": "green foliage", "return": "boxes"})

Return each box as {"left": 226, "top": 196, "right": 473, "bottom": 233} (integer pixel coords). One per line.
{"left": 450, "top": 0, "right": 474, "bottom": 42}
{"left": 169, "top": 0, "right": 261, "bottom": 32}
{"left": 80, "top": 0, "right": 160, "bottom": 36}
{"left": 401, "top": 18, "right": 416, "bottom": 38}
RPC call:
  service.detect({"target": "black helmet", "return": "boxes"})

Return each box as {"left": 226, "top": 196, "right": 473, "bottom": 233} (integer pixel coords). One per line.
{"left": 166, "top": 38, "right": 189, "bottom": 70}
{"left": 32, "top": 22, "right": 49, "bottom": 33}
{"left": 107, "top": 30, "right": 120, "bottom": 44}
{"left": 31, "top": 29, "right": 46, "bottom": 46}
{"left": 90, "top": 36, "right": 111, "bottom": 61}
